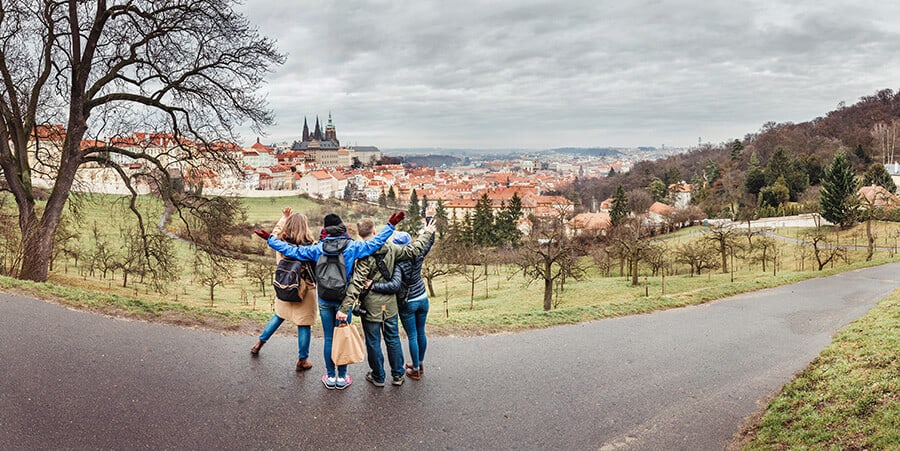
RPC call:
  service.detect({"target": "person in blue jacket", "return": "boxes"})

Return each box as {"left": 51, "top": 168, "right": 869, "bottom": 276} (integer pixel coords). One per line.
{"left": 254, "top": 211, "right": 405, "bottom": 390}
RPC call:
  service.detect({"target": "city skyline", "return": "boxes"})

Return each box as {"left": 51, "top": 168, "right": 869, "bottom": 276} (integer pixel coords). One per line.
{"left": 238, "top": 1, "right": 900, "bottom": 150}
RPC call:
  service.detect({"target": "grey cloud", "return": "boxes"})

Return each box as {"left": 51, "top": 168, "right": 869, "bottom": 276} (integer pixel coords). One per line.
{"left": 239, "top": 0, "right": 900, "bottom": 148}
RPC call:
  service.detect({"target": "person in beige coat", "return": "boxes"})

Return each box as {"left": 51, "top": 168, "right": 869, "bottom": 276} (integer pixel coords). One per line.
{"left": 250, "top": 208, "right": 318, "bottom": 371}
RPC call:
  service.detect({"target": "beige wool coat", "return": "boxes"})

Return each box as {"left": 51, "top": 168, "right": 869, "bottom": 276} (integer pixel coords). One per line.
{"left": 272, "top": 216, "right": 318, "bottom": 326}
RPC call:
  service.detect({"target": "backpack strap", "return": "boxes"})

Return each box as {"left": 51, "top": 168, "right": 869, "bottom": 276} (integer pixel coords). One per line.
{"left": 373, "top": 253, "right": 392, "bottom": 281}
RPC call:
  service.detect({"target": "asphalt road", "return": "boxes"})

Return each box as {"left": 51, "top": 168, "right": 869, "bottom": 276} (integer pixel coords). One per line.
{"left": 2, "top": 262, "right": 898, "bottom": 450}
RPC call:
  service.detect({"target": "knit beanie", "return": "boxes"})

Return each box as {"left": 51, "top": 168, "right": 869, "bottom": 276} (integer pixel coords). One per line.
{"left": 323, "top": 213, "right": 343, "bottom": 228}
{"left": 392, "top": 231, "right": 411, "bottom": 245}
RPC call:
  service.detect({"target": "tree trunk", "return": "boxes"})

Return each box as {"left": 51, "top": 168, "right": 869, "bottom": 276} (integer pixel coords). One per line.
{"left": 19, "top": 226, "right": 55, "bottom": 282}
{"left": 720, "top": 243, "right": 728, "bottom": 273}
{"left": 16, "top": 129, "right": 83, "bottom": 282}
{"left": 866, "top": 218, "right": 874, "bottom": 261}
{"left": 631, "top": 254, "right": 639, "bottom": 286}
{"left": 543, "top": 277, "right": 553, "bottom": 311}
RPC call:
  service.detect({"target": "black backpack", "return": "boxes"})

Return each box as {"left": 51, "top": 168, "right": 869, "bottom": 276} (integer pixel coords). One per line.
{"left": 374, "top": 254, "right": 410, "bottom": 309}
{"left": 273, "top": 258, "right": 311, "bottom": 302}
{"left": 315, "top": 238, "right": 350, "bottom": 302}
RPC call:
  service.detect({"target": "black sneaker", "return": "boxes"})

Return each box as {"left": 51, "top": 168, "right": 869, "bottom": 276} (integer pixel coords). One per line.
{"left": 392, "top": 374, "right": 405, "bottom": 386}
{"left": 365, "top": 372, "right": 385, "bottom": 387}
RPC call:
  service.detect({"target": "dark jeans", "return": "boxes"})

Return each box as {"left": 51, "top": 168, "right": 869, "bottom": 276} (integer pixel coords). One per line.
{"left": 319, "top": 300, "right": 351, "bottom": 378}
{"left": 258, "top": 314, "right": 311, "bottom": 359}
{"left": 399, "top": 294, "right": 429, "bottom": 370}
{"left": 361, "top": 315, "right": 404, "bottom": 382}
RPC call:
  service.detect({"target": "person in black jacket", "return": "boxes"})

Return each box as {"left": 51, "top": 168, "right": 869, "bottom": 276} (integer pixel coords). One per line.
{"left": 392, "top": 226, "right": 435, "bottom": 380}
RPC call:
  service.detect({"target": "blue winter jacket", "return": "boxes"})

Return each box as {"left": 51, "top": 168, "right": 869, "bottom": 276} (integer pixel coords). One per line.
{"left": 266, "top": 223, "right": 395, "bottom": 303}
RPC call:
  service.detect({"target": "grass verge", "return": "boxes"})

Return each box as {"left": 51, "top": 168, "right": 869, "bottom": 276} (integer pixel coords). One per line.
{"left": 735, "top": 288, "right": 900, "bottom": 450}
{"left": 0, "top": 275, "right": 271, "bottom": 335}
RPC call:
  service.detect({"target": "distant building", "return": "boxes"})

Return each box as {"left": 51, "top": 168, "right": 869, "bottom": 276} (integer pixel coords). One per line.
{"left": 289, "top": 113, "right": 380, "bottom": 168}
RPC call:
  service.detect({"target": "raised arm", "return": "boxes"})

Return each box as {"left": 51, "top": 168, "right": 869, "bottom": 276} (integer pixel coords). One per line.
{"left": 267, "top": 236, "right": 319, "bottom": 262}
{"left": 394, "top": 227, "right": 436, "bottom": 261}
{"left": 352, "top": 222, "right": 395, "bottom": 258}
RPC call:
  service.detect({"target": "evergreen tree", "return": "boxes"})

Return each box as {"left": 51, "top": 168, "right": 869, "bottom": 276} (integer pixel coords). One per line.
{"left": 402, "top": 189, "right": 423, "bottom": 233}
{"left": 609, "top": 185, "right": 629, "bottom": 226}
{"left": 378, "top": 189, "right": 387, "bottom": 207}
{"left": 471, "top": 193, "right": 496, "bottom": 246}
{"left": 703, "top": 159, "right": 722, "bottom": 184}
{"left": 820, "top": 151, "right": 860, "bottom": 228}
{"left": 764, "top": 146, "right": 808, "bottom": 201}
{"left": 495, "top": 193, "right": 523, "bottom": 246}
{"left": 759, "top": 176, "right": 790, "bottom": 208}
{"left": 387, "top": 187, "right": 397, "bottom": 207}
{"left": 649, "top": 178, "right": 668, "bottom": 203}
{"left": 730, "top": 139, "right": 744, "bottom": 160}
{"left": 421, "top": 195, "right": 430, "bottom": 217}
{"left": 862, "top": 163, "right": 897, "bottom": 194}
{"left": 434, "top": 199, "right": 449, "bottom": 237}
{"left": 343, "top": 184, "right": 353, "bottom": 203}
{"left": 854, "top": 144, "right": 873, "bottom": 166}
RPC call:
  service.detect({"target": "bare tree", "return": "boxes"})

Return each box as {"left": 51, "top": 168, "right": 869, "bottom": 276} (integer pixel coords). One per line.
{"left": 192, "top": 251, "right": 232, "bottom": 307}
{"left": 513, "top": 215, "right": 586, "bottom": 311}
{"left": 704, "top": 222, "right": 739, "bottom": 273}
{"left": 674, "top": 239, "right": 719, "bottom": 276}
{"left": 871, "top": 120, "right": 899, "bottom": 165}
{"left": 749, "top": 235, "right": 777, "bottom": 272}
{"left": 421, "top": 242, "right": 455, "bottom": 297}
{"left": 608, "top": 217, "right": 652, "bottom": 286}
{"left": 859, "top": 187, "right": 893, "bottom": 261}
{"left": 244, "top": 260, "right": 273, "bottom": 297}
{"left": 0, "top": 1, "right": 283, "bottom": 282}
{"left": 802, "top": 229, "right": 846, "bottom": 271}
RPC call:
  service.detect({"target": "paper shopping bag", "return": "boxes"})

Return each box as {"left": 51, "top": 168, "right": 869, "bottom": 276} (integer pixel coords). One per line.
{"left": 331, "top": 323, "right": 365, "bottom": 365}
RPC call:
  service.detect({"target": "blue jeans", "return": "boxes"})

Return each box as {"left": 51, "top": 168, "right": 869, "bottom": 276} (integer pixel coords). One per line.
{"left": 258, "top": 314, "right": 311, "bottom": 359}
{"left": 399, "top": 294, "right": 429, "bottom": 370}
{"left": 361, "top": 315, "right": 404, "bottom": 382}
{"left": 319, "top": 300, "right": 351, "bottom": 378}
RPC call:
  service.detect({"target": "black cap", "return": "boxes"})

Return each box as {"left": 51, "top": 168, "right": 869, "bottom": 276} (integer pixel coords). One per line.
{"left": 323, "top": 213, "right": 343, "bottom": 227}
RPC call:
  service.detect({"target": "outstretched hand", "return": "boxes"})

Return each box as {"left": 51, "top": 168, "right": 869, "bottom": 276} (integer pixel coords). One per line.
{"left": 253, "top": 229, "right": 271, "bottom": 240}
{"left": 388, "top": 211, "right": 405, "bottom": 226}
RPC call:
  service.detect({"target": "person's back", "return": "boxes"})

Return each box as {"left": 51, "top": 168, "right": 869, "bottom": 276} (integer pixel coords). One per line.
{"left": 396, "top": 231, "right": 434, "bottom": 302}
{"left": 257, "top": 211, "right": 406, "bottom": 390}
{"left": 392, "top": 229, "right": 436, "bottom": 381}
{"left": 337, "top": 221, "right": 436, "bottom": 387}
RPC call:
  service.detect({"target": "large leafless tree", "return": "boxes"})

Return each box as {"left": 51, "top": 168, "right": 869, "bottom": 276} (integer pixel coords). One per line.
{"left": 514, "top": 215, "right": 585, "bottom": 311}
{"left": 0, "top": 1, "right": 283, "bottom": 281}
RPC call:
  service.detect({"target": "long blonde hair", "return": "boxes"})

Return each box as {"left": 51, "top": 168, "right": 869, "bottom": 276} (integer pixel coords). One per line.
{"left": 280, "top": 213, "right": 315, "bottom": 245}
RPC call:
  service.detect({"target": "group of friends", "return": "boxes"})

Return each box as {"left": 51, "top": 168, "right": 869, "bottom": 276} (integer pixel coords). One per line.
{"left": 250, "top": 208, "right": 436, "bottom": 390}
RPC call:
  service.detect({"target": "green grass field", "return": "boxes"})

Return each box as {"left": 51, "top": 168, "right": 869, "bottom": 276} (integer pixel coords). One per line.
{"left": 741, "top": 288, "right": 900, "bottom": 450}
{"left": 2, "top": 192, "right": 899, "bottom": 337}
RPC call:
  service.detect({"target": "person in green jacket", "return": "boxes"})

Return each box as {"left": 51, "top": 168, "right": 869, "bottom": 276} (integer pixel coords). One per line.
{"left": 335, "top": 219, "right": 436, "bottom": 387}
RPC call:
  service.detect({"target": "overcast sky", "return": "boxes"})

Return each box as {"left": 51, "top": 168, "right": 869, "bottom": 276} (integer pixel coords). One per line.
{"left": 237, "top": 1, "right": 900, "bottom": 150}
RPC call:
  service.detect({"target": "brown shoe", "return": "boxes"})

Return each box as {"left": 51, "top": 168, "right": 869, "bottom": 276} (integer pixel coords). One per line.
{"left": 250, "top": 340, "right": 264, "bottom": 355}
{"left": 405, "top": 368, "right": 421, "bottom": 380}
{"left": 296, "top": 358, "right": 313, "bottom": 371}
{"left": 405, "top": 362, "right": 424, "bottom": 375}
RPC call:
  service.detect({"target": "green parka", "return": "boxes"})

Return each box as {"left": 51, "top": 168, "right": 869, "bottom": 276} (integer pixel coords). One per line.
{"left": 339, "top": 229, "right": 434, "bottom": 322}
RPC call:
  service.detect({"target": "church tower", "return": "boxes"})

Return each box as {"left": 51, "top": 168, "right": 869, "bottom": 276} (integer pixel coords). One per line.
{"left": 325, "top": 112, "right": 339, "bottom": 146}
{"left": 314, "top": 116, "right": 322, "bottom": 141}
{"left": 302, "top": 117, "right": 310, "bottom": 142}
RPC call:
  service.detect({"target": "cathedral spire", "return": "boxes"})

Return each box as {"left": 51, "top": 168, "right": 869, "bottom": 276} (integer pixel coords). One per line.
{"left": 314, "top": 116, "right": 322, "bottom": 140}
{"left": 302, "top": 117, "right": 310, "bottom": 142}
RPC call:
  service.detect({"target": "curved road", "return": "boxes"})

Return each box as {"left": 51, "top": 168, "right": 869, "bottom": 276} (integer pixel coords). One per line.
{"left": 2, "top": 263, "right": 899, "bottom": 450}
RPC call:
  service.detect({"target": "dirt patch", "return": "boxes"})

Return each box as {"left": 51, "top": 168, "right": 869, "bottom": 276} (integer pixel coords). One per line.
{"left": 727, "top": 393, "right": 777, "bottom": 450}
